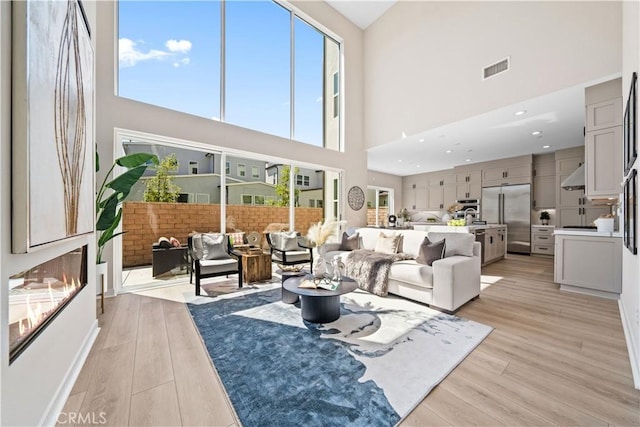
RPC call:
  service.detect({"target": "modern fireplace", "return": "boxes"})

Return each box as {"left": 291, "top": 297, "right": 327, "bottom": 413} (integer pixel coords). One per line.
{"left": 8, "top": 246, "right": 87, "bottom": 363}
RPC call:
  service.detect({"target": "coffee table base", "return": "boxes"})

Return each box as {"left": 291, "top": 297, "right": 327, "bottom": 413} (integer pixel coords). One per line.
{"left": 300, "top": 295, "right": 341, "bottom": 323}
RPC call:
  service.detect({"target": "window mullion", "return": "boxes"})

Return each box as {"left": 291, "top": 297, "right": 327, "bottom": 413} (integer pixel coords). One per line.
{"left": 220, "top": 0, "right": 226, "bottom": 122}
{"left": 289, "top": 11, "right": 295, "bottom": 140}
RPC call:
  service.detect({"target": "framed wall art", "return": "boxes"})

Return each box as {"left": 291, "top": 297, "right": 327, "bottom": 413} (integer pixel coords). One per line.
{"left": 624, "top": 168, "right": 637, "bottom": 255}
{"left": 12, "top": 0, "right": 94, "bottom": 253}
{"left": 624, "top": 72, "right": 637, "bottom": 175}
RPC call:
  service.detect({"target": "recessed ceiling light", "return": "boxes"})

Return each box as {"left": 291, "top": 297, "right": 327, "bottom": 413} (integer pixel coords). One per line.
{"left": 465, "top": 158, "right": 472, "bottom": 162}
{"left": 531, "top": 131, "right": 542, "bottom": 136}
{"left": 543, "top": 145, "right": 550, "bottom": 149}
{"left": 445, "top": 150, "right": 453, "bottom": 154}
{"left": 419, "top": 138, "right": 425, "bottom": 142}
{"left": 515, "top": 110, "right": 527, "bottom": 116}
{"left": 416, "top": 165, "right": 421, "bottom": 168}
{"left": 397, "top": 159, "right": 403, "bottom": 162}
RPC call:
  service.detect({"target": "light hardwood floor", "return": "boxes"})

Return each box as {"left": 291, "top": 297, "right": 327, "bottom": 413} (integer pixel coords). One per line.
{"left": 59, "top": 255, "right": 640, "bottom": 426}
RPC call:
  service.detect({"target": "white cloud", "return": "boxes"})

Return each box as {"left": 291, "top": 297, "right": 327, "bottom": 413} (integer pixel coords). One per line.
{"left": 119, "top": 38, "right": 170, "bottom": 68}
{"left": 172, "top": 58, "right": 191, "bottom": 68}
{"left": 316, "top": 96, "right": 323, "bottom": 103}
{"left": 166, "top": 39, "right": 192, "bottom": 53}
{"left": 119, "top": 38, "right": 193, "bottom": 68}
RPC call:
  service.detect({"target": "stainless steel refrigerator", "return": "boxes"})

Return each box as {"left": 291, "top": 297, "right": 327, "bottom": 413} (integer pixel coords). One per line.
{"left": 481, "top": 184, "right": 531, "bottom": 254}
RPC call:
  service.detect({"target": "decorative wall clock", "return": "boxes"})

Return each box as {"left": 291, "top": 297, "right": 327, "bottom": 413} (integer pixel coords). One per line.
{"left": 347, "top": 186, "right": 365, "bottom": 211}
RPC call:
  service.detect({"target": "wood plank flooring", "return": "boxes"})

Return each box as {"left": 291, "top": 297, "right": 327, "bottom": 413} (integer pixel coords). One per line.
{"left": 58, "top": 255, "right": 639, "bottom": 426}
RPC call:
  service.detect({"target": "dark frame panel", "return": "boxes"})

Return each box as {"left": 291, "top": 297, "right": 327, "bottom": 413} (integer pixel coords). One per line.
{"left": 624, "top": 168, "right": 637, "bottom": 255}
{"left": 624, "top": 72, "right": 637, "bottom": 175}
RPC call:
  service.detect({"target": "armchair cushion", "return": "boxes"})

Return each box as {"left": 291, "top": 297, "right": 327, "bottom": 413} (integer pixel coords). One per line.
{"left": 192, "top": 233, "right": 231, "bottom": 260}
{"left": 270, "top": 231, "right": 300, "bottom": 251}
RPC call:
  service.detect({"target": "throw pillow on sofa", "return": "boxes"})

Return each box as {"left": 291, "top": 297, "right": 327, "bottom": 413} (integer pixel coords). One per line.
{"left": 375, "top": 232, "right": 401, "bottom": 254}
{"left": 339, "top": 232, "right": 360, "bottom": 251}
{"left": 427, "top": 232, "right": 474, "bottom": 257}
{"left": 416, "top": 237, "right": 446, "bottom": 266}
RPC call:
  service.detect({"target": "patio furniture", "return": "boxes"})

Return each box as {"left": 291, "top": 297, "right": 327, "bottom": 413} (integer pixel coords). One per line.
{"left": 266, "top": 232, "right": 314, "bottom": 274}
{"left": 152, "top": 243, "right": 189, "bottom": 277}
{"left": 188, "top": 233, "right": 243, "bottom": 296}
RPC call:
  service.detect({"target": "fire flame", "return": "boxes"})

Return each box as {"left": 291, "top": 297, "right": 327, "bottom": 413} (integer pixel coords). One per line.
{"left": 16, "top": 277, "right": 82, "bottom": 339}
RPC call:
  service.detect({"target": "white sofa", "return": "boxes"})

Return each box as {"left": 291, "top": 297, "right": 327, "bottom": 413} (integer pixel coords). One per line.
{"left": 323, "top": 227, "right": 481, "bottom": 313}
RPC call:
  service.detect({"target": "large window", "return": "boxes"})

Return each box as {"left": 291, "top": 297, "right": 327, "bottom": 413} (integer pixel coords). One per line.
{"left": 118, "top": 0, "right": 341, "bottom": 150}
{"left": 294, "top": 17, "right": 323, "bottom": 146}
{"left": 118, "top": 1, "right": 221, "bottom": 120}
{"left": 225, "top": 1, "right": 290, "bottom": 138}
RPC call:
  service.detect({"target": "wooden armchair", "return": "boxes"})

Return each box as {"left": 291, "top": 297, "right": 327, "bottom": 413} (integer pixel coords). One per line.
{"left": 188, "top": 233, "right": 243, "bottom": 296}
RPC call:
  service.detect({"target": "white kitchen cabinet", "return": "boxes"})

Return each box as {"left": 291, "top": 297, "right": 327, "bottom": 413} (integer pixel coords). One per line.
{"left": 584, "top": 78, "right": 623, "bottom": 200}
{"left": 533, "top": 153, "right": 556, "bottom": 209}
{"left": 585, "top": 117, "right": 623, "bottom": 198}
{"left": 428, "top": 174, "right": 456, "bottom": 210}
{"left": 532, "top": 225, "right": 555, "bottom": 255}
{"left": 482, "top": 226, "right": 506, "bottom": 265}
{"left": 585, "top": 98, "right": 623, "bottom": 132}
{"left": 403, "top": 183, "right": 429, "bottom": 211}
{"left": 456, "top": 170, "right": 482, "bottom": 200}
{"left": 554, "top": 233, "right": 622, "bottom": 298}
{"left": 483, "top": 164, "right": 531, "bottom": 186}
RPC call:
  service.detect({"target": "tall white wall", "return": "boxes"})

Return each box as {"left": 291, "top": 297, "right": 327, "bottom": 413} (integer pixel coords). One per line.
{"left": 621, "top": 0, "right": 640, "bottom": 389}
{"left": 95, "top": 1, "right": 367, "bottom": 289}
{"left": 0, "top": 1, "right": 99, "bottom": 425}
{"left": 363, "top": 1, "right": 622, "bottom": 148}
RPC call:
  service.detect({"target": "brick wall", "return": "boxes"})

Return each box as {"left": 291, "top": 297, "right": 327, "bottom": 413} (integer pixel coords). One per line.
{"left": 122, "top": 202, "right": 323, "bottom": 267}
{"left": 367, "top": 207, "right": 389, "bottom": 226}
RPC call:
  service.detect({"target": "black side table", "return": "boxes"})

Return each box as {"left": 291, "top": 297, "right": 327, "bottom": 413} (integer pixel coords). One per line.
{"left": 276, "top": 269, "right": 308, "bottom": 304}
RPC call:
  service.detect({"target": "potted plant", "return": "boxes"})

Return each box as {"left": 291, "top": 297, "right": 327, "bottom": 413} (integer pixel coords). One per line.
{"left": 539, "top": 211, "right": 551, "bottom": 225}
{"left": 96, "top": 152, "right": 158, "bottom": 264}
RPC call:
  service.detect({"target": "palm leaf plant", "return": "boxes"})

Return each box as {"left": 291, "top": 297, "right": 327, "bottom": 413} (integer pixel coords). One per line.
{"left": 96, "top": 152, "right": 158, "bottom": 263}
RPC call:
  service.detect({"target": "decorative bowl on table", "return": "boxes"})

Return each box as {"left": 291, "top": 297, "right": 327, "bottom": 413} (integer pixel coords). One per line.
{"left": 447, "top": 219, "right": 466, "bottom": 226}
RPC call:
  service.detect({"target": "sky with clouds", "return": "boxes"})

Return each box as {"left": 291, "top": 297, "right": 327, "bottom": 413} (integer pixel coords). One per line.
{"left": 118, "top": 0, "right": 327, "bottom": 147}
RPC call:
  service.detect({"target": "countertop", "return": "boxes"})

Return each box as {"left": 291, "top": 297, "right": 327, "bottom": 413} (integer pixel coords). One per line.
{"left": 554, "top": 229, "right": 621, "bottom": 238}
{"left": 412, "top": 223, "right": 507, "bottom": 232}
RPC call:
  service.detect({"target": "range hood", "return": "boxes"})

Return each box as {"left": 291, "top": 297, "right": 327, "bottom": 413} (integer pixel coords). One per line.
{"left": 560, "top": 163, "right": 585, "bottom": 191}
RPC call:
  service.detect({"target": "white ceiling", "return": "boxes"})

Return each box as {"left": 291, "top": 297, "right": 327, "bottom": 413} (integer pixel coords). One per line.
{"left": 367, "top": 84, "right": 590, "bottom": 176}
{"left": 323, "top": 1, "right": 618, "bottom": 178}
{"left": 325, "top": 0, "right": 397, "bottom": 29}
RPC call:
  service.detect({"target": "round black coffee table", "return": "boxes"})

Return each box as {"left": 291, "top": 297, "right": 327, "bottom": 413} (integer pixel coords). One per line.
{"left": 283, "top": 276, "right": 357, "bottom": 323}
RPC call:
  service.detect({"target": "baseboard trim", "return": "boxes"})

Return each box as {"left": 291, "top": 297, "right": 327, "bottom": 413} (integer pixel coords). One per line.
{"left": 40, "top": 320, "right": 100, "bottom": 426}
{"left": 618, "top": 299, "right": 640, "bottom": 390}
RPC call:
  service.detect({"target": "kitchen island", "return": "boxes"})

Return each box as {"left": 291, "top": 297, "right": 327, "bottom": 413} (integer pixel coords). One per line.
{"left": 553, "top": 228, "right": 622, "bottom": 299}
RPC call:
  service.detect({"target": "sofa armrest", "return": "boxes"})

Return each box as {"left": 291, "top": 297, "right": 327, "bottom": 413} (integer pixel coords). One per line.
{"left": 431, "top": 253, "right": 481, "bottom": 312}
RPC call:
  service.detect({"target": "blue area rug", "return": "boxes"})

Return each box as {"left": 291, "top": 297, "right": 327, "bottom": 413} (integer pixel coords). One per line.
{"left": 187, "top": 286, "right": 492, "bottom": 427}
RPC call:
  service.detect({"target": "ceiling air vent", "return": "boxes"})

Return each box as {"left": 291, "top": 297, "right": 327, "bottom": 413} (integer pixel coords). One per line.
{"left": 483, "top": 57, "right": 510, "bottom": 80}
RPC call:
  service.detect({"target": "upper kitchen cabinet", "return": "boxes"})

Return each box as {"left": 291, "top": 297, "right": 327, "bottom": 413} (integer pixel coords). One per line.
{"left": 533, "top": 153, "right": 556, "bottom": 209}
{"left": 454, "top": 167, "right": 482, "bottom": 200}
{"left": 481, "top": 155, "right": 532, "bottom": 187}
{"left": 402, "top": 174, "right": 428, "bottom": 210}
{"left": 584, "top": 78, "right": 623, "bottom": 199}
{"left": 428, "top": 173, "right": 456, "bottom": 210}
